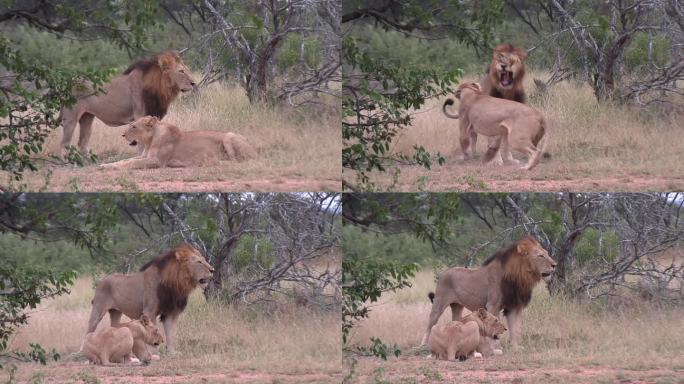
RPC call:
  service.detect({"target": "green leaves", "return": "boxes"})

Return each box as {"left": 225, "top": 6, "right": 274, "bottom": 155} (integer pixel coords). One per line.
{"left": 341, "top": 253, "right": 418, "bottom": 346}
{"left": 342, "top": 36, "right": 460, "bottom": 189}
{"left": 342, "top": 1, "right": 504, "bottom": 190}
{"left": 0, "top": 0, "right": 161, "bottom": 181}
{"left": 0, "top": 261, "right": 76, "bottom": 362}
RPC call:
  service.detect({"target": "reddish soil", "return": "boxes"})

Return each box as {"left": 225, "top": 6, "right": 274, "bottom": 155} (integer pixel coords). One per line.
{"left": 11, "top": 362, "right": 341, "bottom": 383}
{"left": 9, "top": 165, "right": 341, "bottom": 192}
{"left": 368, "top": 159, "right": 684, "bottom": 192}
{"left": 350, "top": 355, "right": 684, "bottom": 384}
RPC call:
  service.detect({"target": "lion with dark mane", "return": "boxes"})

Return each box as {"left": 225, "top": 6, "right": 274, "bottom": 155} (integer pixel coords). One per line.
{"left": 421, "top": 236, "right": 555, "bottom": 349}
{"left": 87, "top": 243, "right": 213, "bottom": 351}
{"left": 480, "top": 44, "right": 527, "bottom": 103}
{"left": 60, "top": 51, "right": 195, "bottom": 154}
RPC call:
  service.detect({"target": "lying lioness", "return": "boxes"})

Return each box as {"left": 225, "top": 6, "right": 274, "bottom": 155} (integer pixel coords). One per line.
{"left": 427, "top": 308, "right": 506, "bottom": 361}
{"left": 100, "top": 116, "right": 257, "bottom": 169}
{"left": 83, "top": 315, "right": 164, "bottom": 365}
{"left": 454, "top": 82, "right": 548, "bottom": 170}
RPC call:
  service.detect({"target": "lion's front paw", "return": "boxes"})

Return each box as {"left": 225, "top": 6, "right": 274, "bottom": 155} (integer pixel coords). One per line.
{"left": 493, "top": 349, "right": 503, "bottom": 355}
{"left": 473, "top": 352, "right": 483, "bottom": 359}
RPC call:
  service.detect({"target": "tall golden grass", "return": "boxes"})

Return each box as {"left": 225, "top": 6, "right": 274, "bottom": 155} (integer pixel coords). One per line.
{"left": 350, "top": 270, "right": 684, "bottom": 368}
{"left": 10, "top": 82, "right": 341, "bottom": 191}
{"left": 9, "top": 277, "right": 341, "bottom": 381}
{"left": 372, "top": 71, "right": 684, "bottom": 190}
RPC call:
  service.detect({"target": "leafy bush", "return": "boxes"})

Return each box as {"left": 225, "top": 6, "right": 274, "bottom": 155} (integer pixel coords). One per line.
{"left": 0, "top": 261, "right": 76, "bottom": 367}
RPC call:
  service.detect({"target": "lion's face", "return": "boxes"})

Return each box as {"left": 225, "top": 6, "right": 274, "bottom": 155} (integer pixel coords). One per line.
{"left": 171, "top": 61, "right": 196, "bottom": 93}
{"left": 158, "top": 51, "right": 196, "bottom": 93}
{"left": 123, "top": 116, "right": 157, "bottom": 147}
{"left": 476, "top": 308, "right": 507, "bottom": 338}
{"left": 518, "top": 238, "right": 556, "bottom": 280}
{"left": 139, "top": 315, "right": 164, "bottom": 347}
{"left": 178, "top": 245, "right": 214, "bottom": 289}
{"left": 490, "top": 47, "right": 526, "bottom": 90}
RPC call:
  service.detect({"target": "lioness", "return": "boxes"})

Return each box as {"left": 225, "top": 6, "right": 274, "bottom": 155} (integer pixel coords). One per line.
{"left": 83, "top": 315, "right": 163, "bottom": 365}
{"left": 454, "top": 82, "right": 547, "bottom": 170}
{"left": 99, "top": 116, "right": 257, "bottom": 169}
{"left": 443, "top": 44, "right": 528, "bottom": 159}
{"left": 428, "top": 308, "right": 506, "bottom": 361}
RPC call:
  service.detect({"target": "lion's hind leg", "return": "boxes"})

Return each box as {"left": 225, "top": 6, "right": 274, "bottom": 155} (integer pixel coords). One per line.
{"left": 469, "top": 130, "right": 478, "bottom": 157}
{"left": 500, "top": 135, "right": 519, "bottom": 165}
{"left": 482, "top": 136, "right": 504, "bottom": 166}
{"left": 222, "top": 133, "right": 257, "bottom": 161}
{"left": 422, "top": 296, "right": 451, "bottom": 346}
{"left": 77, "top": 113, "right": 95, "bottom": 154}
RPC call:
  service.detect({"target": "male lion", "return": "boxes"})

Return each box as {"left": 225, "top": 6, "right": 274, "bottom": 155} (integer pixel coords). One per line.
{"left": 60, "top": 51, "right": 195, "bottom": 153}
{"left": 83, "top": 315, "right": 163, "bottom": 365}
{"left": 87, "top": 243, "right": 214, "bottom": 351}
{"left": 428, "top": 308, "right": 506, "bottom": 361}
{"left": 443, "top": 44, "right": 527, "bottom": 157}
{"left": 99, "top": 116, "right": 256, "bottom": 169}
{"left": 421, "top": 236, "right": 556, "bottom": 349}
{"left": 443, "top": 44, "right": 527, "bottom": 119}
{"left": 453, "top": 82, "right": 547, "bottom": 170}
{"left": 481, "top": 44, "right": 527, "bottom": 103}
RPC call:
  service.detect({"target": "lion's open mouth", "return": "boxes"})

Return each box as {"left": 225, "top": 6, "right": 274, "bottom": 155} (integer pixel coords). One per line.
{"left": 493, "top": 335, "right": 500, "bottom": 340}
{"left": 541, "top": 272, "right": 552, "bottom": 277}
{"left": 198, "top": 278, "right": 209, "bottom": 285}
{"left": 500, "top": 71, "right": 513, "bottom": 87}
{"left": 154, "top": 342, "right": 160, "bottom": 346}
{"left": 129, "top": 140, "right": 137, "bottom": 146}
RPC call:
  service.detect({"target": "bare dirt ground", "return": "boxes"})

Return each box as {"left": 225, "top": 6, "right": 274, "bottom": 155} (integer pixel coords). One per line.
{"left": 349, "top": 355, "right": 684, "bottom": 384}
{"left": 13, "top": 164, "right": 340, "bottom": 192}
{"left": 366, "top": 157, "right": 684, "bottom": 192}
{"left": 356, "top": 73, "right": 684, "bottom": 192}
{"left": 11, "top": 361, "right": 340, "bottom": 383}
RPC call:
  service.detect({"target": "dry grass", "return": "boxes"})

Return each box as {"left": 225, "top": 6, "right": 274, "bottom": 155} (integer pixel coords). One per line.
{"left": 366, "top": 72, "right": 684, "bottom": 191}
{"left": 7, "top": 82, "right": 341, "bottom": 192}
{"left": 8, "top": 277, "right": 341, "bottom": 383}
{"left": 346, "top": 270, "right": 684, "bottom": 383}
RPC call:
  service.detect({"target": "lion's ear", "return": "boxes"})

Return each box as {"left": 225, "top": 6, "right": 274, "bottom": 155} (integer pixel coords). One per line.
{"left": 478, "top": 308, "right": 488, "bottom": 319}
{"left": 144, "top": 116, "right": 158, "bottom": 127}
{"left": 517, "top": 242, "right": 530, "bottom": 255}
{"left": 140, "top": 315, "right": 150, "bottom": 325}
{"left": 158, "top": 54, "right": 176, "bottom": 70}
{"left": 175, "top": 247, "right": 193, "bottom": 262}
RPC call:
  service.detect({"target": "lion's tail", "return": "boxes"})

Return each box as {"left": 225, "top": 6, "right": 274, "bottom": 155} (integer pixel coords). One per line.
{"left": 526, "top": 118, "right": 548, "bottom": 170}
{"left": 428, "top": 292, "right": 435, "bottom": 303}
{"left": 222, "top": 133, "right": 257, "bottom": 161}
{"left": 442, "top": 98, "right": 459, "bottom": 119}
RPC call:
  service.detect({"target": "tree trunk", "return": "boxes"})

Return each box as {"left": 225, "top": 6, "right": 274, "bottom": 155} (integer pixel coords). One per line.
{"left": 205, "top": 236, "right": 240, "bottom": 300}
{"left": 593, "top": 34, "right": 632, "bottom": 101}
{"left": 548, "top": 228, "right": 587, "bottom": 295}
{"left": 247, "top": 35, "right": 283, "bottom": 103}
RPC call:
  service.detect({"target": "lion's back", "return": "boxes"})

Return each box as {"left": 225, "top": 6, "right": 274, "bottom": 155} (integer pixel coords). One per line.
{"left": 83, "top": 327, "right": 134, "bottom": 364}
